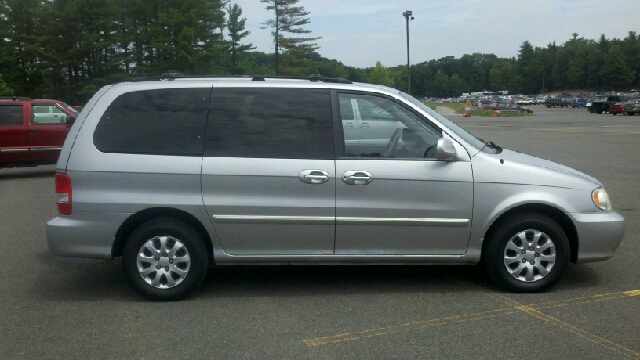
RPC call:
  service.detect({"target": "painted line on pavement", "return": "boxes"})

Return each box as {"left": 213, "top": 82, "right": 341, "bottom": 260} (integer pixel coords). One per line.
{"left": 303, "top": 289, "right": 640, "bottom": 353}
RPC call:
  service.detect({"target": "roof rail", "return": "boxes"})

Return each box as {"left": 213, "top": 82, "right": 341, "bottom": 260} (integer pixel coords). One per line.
{"left": 131, "top": 74, "right": 352, "bottom": 84}
{"left": 0, "top": 96, "right": 31, "bottom": 101}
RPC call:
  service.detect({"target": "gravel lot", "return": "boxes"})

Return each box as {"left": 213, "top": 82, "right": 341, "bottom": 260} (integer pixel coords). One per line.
{"left": 1, "top": 106, "right": 638, "bottom": 359}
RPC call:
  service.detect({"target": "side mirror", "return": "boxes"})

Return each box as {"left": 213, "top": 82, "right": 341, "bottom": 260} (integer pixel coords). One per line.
{"left": 66, "top": 116, "right": 76, "bottom": 125}
{"left": 436, "top": 138, "right": 457, "bottom": 161}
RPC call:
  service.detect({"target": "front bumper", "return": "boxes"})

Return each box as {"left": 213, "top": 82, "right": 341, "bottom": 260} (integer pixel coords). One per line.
{"left": 47, "top": 212, "right": 131, "bottom": 259}
{"left": 572, "top": 211, "right": 625, "bottom": 263}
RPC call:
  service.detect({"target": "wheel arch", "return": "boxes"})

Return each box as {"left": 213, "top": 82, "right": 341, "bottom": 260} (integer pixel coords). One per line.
{"left": 482, "top": 203, "right": 579, "bottom": 263}
{"left": 111, "top": 207, "right": 214, "bottom": 262}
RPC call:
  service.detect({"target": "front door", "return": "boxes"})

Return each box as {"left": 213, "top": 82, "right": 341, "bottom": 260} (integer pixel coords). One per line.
{"left": 28, "top": 104, "right": 72, "bottom": 162}
{"left": 334, "top": 92, "right": 474, "bottom": 255}
{"left": 201, "top": 88, "right": 336, "bottom": 255}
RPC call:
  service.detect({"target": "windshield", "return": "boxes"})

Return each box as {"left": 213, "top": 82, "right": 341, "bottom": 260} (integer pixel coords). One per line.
{"left": 400, "top": 92, "right": 486, "bottom": 150}
{"left": 61, "top": 102, "right": 79, "bottom": 115}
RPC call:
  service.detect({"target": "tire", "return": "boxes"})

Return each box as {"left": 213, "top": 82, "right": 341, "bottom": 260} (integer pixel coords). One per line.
{"left": 483, "top": 212, "right": 569, "bottom": 292}
{"left": 122, "top": 218, "right": 208, "bottom": 301}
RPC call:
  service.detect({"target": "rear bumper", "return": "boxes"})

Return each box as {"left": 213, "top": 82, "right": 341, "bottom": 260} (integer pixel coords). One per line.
{"left": 47, "top": 212, "right": 131, "bottom": 259}
{"left": 572, "top": 211, "right": 624, "bottom": 263}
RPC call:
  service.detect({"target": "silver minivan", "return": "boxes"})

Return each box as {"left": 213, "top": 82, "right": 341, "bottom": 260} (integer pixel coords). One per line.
{"left": 47, "top": 75, "right": 624, "bottom": 300}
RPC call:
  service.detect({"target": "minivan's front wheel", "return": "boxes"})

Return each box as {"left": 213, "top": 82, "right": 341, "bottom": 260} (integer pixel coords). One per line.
{"left": 122, "top": 218, "right": 208, "bottom": 301}
{"left": 483, "top": 213, "right": 569, "bottom": 292}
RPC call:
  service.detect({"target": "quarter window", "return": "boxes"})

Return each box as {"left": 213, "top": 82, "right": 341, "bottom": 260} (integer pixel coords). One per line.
{"left": 94, "top": 88, "right": 210, "bottom": 156}
{"left": 0, "top": 105, "right": 22, "bottom": 125}
{"left": 337, "top": 93, "right": 441, "bottom": 159}
{"left": 204, "top": 88, "right": 334, "bottom": 159}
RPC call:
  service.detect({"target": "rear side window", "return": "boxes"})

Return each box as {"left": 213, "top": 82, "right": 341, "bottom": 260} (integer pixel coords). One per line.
{"left": 94, "top": 88, "right": 210, "bottom": 156}
{"left": 0, "top": 105, "right": 23, "bottom": 125}
{"left": 204, "top": 88, "right": 334, "bottom": 159}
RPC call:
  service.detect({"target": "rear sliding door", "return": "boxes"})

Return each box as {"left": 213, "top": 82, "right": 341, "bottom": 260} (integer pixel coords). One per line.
{"left": 201, "top": 88, "right": 336, "bottom": 256}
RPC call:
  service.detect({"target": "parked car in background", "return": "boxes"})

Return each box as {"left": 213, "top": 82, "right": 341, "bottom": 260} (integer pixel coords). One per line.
{"left": 544, "top": 98, "right": 569, "bottom": 107}
{"left": 588, "top": 95, "right": 631, "bottom": 114}
{"left": 608, "top": 102, "right": 626, "bottom": 115}
{"left": 570, "top": 98, "right": 588, "bottom": 108}
{"left": 624, "top": 99, "right": 640, "bottom": 115}
{"left": 490, "top": 102, "right": 533, "bottom": 113}
{"left": 517, "top": 98, "right": 533, "bottom": 105}
{"left": 0, "top": 97, "right": 78, "bottom": 168}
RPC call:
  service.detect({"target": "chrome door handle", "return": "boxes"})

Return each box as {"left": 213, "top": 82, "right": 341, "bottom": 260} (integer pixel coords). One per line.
{"left": 299, "top": 170, "right": 330, "bottom": 184}
{"left": 342, "top": 170, "right": 373, "bottom": 185}
{"left": 360, "top": 122, "right": 369, "bottom": 128}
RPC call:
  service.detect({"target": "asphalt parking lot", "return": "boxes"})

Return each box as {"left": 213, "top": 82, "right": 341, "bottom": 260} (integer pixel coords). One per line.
{"left": 1, "top": 106, "right": 638, "bottom": 359}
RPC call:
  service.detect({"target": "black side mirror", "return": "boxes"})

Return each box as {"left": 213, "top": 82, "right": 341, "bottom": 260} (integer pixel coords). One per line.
{"left": 66, "top": 116, "right": 76, "bottom": 125}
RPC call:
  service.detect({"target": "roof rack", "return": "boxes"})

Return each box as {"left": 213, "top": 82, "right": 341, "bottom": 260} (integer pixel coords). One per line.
{"left": 131, "top": 73, "right": 352, "bottom": 84}
{"left": 0, "top": 96, "right": 31, "bottom": 101}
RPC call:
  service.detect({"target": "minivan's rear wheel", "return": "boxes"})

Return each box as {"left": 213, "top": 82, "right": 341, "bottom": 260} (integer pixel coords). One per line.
{"left": 483, "top": 213, "right": 569, "bottom": 292}
{"left": 122, "top": 218, "right": 207, "bottom": 301}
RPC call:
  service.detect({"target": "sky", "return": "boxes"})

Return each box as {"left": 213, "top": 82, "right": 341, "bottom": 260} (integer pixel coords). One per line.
{"left": 231, "top": 0, "right": 639, "bottom": 68}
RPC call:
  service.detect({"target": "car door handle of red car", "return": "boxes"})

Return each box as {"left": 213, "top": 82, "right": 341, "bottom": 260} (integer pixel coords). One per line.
{"left": 342, "top": 171, "right": 373, "bottom": 185}
{"left": 30, "top": 129, "right": 38, "bottom": 133}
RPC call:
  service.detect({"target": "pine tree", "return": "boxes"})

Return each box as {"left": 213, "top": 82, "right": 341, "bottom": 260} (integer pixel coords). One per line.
{"left": 227, "top": 3, "right": 255, "bottom": 73}
{"left": 260, "top": 0, "right": 319, "bottom": 75}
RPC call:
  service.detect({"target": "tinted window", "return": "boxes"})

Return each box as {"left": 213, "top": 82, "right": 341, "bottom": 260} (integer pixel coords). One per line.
{"left": 204, "top": 88, "right": 334, "bottom": 159}
{"left": 0, "top": 105, "right": 23, "bottom": 125}
{"left": 94, "top": 88, "right": 210, "bottom": 156}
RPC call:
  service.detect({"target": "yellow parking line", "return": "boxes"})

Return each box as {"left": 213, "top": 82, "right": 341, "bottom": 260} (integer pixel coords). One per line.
{"left": 534, "top": 290, "right": 640, "bottom": 310}
{"left": 515, "top": 305, "right": 640, "bottom": 358}
{"left": 303, "top": 307, "right": 517, "bottom": 347}
{"left": 302, "top": 289, "right": 640, "bottom": 353}
{"left": 480, "top": 289, "right": 640, "bottom": 359}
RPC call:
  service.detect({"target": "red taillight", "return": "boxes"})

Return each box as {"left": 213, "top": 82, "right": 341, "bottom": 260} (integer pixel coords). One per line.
{"left": 55, "top": 173, "right": 72, "bottom": 215}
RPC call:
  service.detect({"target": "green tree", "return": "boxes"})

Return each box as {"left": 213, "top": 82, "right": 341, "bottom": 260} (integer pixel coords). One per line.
{"left": 602, "top": 44, "right": 635, "bottom": 90}
{"left": 517, "top": 41, "right": 535, "bottom": 93}
{"left": 0, "top": 74, "right": 13, "bottom": 96}
{"left": 368, "top": 61, "right": 395, "bottom": 87}
{"left": 260, "top": 0, "right": 319, "bottom": 75}
{"left": 226, "top": 3, "right": 255, "bottom": 73}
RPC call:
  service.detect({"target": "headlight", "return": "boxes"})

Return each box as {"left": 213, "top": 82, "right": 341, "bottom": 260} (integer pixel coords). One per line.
{"left": 592, "top": 188, "right": 613, "bottom": 211}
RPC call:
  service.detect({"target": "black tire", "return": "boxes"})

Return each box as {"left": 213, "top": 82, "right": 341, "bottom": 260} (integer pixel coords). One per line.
{"left": 122, "top": 218, "right": 208, "bottom": 301}
{"left": 483, "top": 212, "right": 569, "bottom": 293}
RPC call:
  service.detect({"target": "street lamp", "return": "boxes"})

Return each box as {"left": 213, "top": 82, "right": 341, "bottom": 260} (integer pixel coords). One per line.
{"left": 402, "top": 10, "right": 414, "bottom": 94}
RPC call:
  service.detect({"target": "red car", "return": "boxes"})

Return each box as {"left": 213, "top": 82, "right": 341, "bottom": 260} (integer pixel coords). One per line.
{"left": 0, "top": 97, "right": 78, "bottom": 168}
{"left": 608, "top": 102, "right": 626, "bottom": 115}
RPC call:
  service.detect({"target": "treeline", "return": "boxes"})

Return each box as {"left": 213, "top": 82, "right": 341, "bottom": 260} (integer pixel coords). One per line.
{"left": 398, "top": 33, "right": 640, "bottom": 98}
{"left": 1, "top": 0, "right": 638, "bottom": 103}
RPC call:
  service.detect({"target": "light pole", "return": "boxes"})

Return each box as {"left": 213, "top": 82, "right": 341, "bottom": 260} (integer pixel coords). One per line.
{"left": 402, "top": 10, "right": 414, "bottom": 94}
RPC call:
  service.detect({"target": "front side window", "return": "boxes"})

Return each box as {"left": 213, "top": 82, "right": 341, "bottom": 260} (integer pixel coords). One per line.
{"left": 32, "top": 105, "right": 68, "bottom": 124}
{"left": 401, "top": 92, "right": 486, "bottom": 150}
{"left": 94, "top": 88, "right": 210, "bottom": 156}
{"left": 338, "top": 93, "right": 441, "bottom": 159}
{"left": 204, "top": 88, "right": 334, "bottom": 159}
{"left": 0, "top": 105, "right": 23, "bottom": 125}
